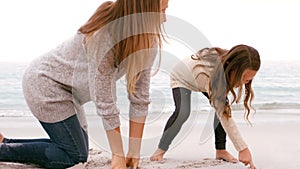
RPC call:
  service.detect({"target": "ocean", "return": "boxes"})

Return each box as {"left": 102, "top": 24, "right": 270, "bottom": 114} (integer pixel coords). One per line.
{"left": 0, "top": 61, "right": 300, "bottom": 120}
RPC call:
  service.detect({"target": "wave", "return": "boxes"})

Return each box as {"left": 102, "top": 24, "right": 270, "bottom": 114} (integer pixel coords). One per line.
{"left": 231, "top": 102, "right": 300, "bottom": 110}
{"left": 1, "top": 102, "right": 300, "bottom": 118}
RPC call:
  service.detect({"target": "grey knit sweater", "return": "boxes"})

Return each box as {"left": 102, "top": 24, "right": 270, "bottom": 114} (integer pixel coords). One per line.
{"left": 22, "top": 31, "right": 156, "bottom": 131}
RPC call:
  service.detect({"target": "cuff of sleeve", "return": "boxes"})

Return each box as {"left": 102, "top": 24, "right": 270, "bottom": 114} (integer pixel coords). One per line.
{"left": 102, "top": 116, "right": 121, "bottom": 131}
{"left": 234, "top": 141, "right": 248, "bottom": 152}
{"left": 129, "top": 103, "right": 149, "bottom": 118}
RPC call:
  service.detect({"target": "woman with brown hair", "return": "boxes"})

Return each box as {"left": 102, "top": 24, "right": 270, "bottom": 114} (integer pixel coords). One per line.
{"left": 0, "top": 0, "right": 169, "bottom": 168}
{"left": 151, "top": 44, "right": 260, "bottom": 169}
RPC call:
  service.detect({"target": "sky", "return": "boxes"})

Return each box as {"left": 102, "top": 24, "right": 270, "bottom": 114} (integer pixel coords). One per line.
{"left": 0, "top": 0, "right": 299, "bottom": 62}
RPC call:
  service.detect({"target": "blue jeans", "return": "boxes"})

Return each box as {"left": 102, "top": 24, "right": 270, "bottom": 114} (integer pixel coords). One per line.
{"left": 0, "top": 115, "right": 89, "bottom": 169}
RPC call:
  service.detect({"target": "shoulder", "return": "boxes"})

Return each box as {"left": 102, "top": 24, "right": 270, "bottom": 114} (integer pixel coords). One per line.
{"left": 191, "top": 48, "right": 223, "bottom": 69}
{"left": 83, "top": 29, "right": 114, "bottom": 51}
{"left": 195, "top": 48, "right": 219, "bottom": 58}
{"left": 214, "top": 47, "right": 228, "bottom": 56}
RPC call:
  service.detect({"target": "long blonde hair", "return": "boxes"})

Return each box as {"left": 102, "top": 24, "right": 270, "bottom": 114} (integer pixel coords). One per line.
{"left": 192, "top": 45, "right": 260, "bottom": 122}
{"left": 78, "top": 0, "right": 164, "bottom": 94}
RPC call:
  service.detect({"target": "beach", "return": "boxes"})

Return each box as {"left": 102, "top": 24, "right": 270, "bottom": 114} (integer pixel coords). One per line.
{"left": 0, "top": 0, "right": 300, "bottom": 167}
{"left": 1, "top": 110, "right": 300, "bottom": 169}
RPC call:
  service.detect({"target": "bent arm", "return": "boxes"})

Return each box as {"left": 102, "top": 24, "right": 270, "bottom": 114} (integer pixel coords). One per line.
{"left": 126, "top": 51, "right": 155, "bottom": 157}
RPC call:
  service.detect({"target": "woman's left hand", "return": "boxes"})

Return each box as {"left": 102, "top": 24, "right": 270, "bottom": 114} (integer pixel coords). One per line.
{"left": 110, "top": 154, "right": 126, "bottom": 169}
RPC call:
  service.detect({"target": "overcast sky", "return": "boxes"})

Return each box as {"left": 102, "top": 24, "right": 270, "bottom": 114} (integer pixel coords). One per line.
{"left": 0, "top": 0, "right": 299, "bottom": 62}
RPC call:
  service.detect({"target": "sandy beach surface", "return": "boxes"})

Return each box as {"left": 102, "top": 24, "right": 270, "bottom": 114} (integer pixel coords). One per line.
{"left": 1, "top": 110, "right": 300, "bottom": 169}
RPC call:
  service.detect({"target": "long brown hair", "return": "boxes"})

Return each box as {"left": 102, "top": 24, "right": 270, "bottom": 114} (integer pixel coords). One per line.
{"left": 78, "top": 0, "right": 164, "bottom": 94}
{"left": 193, "top": 45, "right": 260, "bottom": 122}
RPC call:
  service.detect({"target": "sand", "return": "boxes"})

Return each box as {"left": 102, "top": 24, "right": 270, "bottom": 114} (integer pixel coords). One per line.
{"left": 1, "top": 110, "right": 300, "bottom": 169}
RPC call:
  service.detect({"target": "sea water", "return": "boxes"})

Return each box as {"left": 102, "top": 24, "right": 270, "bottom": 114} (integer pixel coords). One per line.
{"left": 0, "top": 61, "right": 300, "bottom": 120}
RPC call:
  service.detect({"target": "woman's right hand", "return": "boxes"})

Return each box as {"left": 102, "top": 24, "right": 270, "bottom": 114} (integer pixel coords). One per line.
{"left": 238, "top": 148, "right": 255, "bottom": 169}
{"left": 125, "top": 157, "right": 140, "bottom": 169}
{"left": 110, "top": 154, "right": 126, "bottom": 169}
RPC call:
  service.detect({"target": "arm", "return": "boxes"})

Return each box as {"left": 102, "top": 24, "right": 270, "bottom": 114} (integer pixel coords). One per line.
{"left": 214, "top": 102, "right": 247, "bottom": 151}
{"left": 126, "top": 61, "right": 153, "bottom": 168}
{"left": 195, "top": 71, "right": 246, "bottom": 149}
{"left": 86, "top": 30, "right": 121, "bottom": 131}
{"left": 214, "top": 100, "right": 255, "bottom": 168}
{"left": 86, "top": 31, "right": 126, "bottom": 168}
{"left": 125, "top": 116, "right": 146, "bottom": 168}
{"left": 127, "top": 116, "right": 146, "bottom": 155}
{"left": 106, "top": 128, "right": 126, "bottom": 168}
{"left": 90, "top": 53, "right": 127, "bottom": 168}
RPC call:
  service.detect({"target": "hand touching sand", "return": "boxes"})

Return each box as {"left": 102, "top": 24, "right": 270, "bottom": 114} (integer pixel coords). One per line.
{"left": 239, "top": 148, "right": 255, "bottom": 169}
{"left": 126, "top": 157, "right": 140, "bottom": 169}
{"left": 110, "top": 155, "right": 126, "bottom": 169}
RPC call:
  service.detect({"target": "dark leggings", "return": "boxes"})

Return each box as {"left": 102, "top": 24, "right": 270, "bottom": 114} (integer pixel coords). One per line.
{"left": 158, "top": 87, "right": 226, "bottom": 151}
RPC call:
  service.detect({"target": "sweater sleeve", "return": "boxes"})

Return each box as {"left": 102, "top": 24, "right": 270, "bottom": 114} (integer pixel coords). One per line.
{"left": 128, "top": 68, "right": 151, "bottom": 118}
{"left": 127, "top": 46, "right": 157, "bottom": 119}
{"left": 214, "top": 100, "right": 248, "bottom": 151}
{"left": 85, "top": 31, "right": 121, "bottom": 131}
{"left": 195, "top": 72, "right": 248, "bottom": 151}
{"left": 92, "top": 57, "right": 120, "bottom": 131}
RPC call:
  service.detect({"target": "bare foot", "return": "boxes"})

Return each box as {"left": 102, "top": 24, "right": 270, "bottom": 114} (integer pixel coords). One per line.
{"left": 216, "top": 150, "right": 238, "bottom": 163}
{"left": 150, "top": 148, "right": 166, "bottom": 161}
{"left": 0, "top": 133, "right": 4, "bottom": 143}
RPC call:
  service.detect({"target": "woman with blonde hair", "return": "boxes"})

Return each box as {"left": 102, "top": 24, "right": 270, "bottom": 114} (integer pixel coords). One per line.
{"left": 151, "top": 44, "right": 260, "bottom": 169}
{"left": 0, "top": 0, "right": 169, "bottom": 168}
